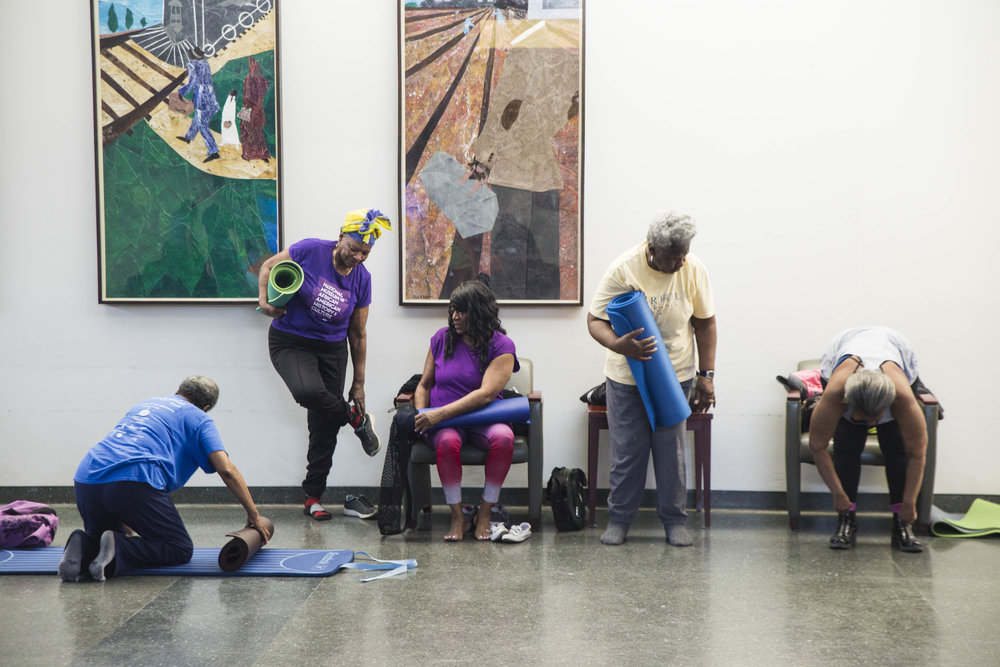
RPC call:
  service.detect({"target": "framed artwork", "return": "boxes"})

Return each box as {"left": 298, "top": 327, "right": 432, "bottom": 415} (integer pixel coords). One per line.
{"left": 91, "top": 0, "right": 281, "bottom": 303}
{"left": 398, "top": 0, "right": 584, "bottom": 305}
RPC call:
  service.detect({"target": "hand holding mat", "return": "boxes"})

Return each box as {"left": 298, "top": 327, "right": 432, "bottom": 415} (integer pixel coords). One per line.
{"left": 606, "top": 291, "right": 692, "bottom": 429}
{"left": 419, "top": 396, "right": 530, "bottom": 429}
{"left": 218, "top": 516, "right": 274, "bottom": 572}
{"left": 257, "top": 260, "right": 303, "bottom": 313}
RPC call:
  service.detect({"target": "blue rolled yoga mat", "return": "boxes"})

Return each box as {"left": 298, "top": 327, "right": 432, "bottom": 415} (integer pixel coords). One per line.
{"left": 605, "top": 290, "right": 692, "bottom": 429}
{"left": 420, "top": 396, "right": 530, "bottom": 429}
{"left": 257, "top": 259, "right": 304, "bottom": 313}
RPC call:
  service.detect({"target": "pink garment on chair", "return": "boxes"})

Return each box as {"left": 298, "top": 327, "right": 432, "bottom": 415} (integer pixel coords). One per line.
{"left": 792, "top": 369, "right": 824, "bottom": 397}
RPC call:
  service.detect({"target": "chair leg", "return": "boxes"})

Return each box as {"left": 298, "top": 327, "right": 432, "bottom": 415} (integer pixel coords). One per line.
{"left": 587, "top": 415, "right": 601, "bottom": 527}
{"left": 700, "top": 421, "right": 711, "bottom": 528}
{"left": 786, "top": 402, "right": 803, "bottom": 531}
{"left": 528, "top": 450, "right": 543, "bottom": 531}
{"left": 786, "top": 457, "right": 802, "bottom": 531}
{"left": 408, "top": 460, "right": 433, "bottom": 530}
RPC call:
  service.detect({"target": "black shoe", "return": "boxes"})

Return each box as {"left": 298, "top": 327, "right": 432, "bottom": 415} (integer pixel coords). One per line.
{"left": 829, "top": 510, "right": 857, "bottom": 549}
{"left": 892, "top": 515, "right": 923, "bottom": 553}
{"left": 354, "top": 412, "right": 381, "bottom": 456}
{"left": 204, "top": 152, "right": 220, "bottom": 163}
{"left": 342, "top": 494, "right": 376, "bottom": 519}
{"left": 176, "top": 136, "right": 191, "bottom": 143}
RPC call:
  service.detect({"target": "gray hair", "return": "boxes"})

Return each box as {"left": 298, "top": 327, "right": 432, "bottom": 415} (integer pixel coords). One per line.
{"left": 647, "top": 211, "right": 697, "bottom": 253}
{"left": 176, "top": 375, "right": 220, "bottom": 411}
{"left": 844, "top": 370, "right": 895, "bottom": 419}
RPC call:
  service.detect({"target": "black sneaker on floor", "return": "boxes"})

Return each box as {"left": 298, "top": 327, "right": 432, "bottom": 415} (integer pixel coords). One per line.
{"left": 354, "top": 412, "right": 381, "bottom": 457}
{"left": 343, "top": 494, "right": 376, "bottom": 519}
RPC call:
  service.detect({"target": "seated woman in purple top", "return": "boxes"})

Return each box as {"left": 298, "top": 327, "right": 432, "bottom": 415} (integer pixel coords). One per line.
{"left": 413, "top": 278, "right": 519, "bottom": 542}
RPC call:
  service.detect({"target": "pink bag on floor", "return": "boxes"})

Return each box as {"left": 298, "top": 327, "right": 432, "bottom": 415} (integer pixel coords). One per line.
{"left": 0, "top": 500, "right": 59, "bottom": 548}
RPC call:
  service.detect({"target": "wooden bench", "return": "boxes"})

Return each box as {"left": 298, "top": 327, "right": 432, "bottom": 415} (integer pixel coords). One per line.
{"left": 587, "top": 404, "right": 713, "bottom": 527}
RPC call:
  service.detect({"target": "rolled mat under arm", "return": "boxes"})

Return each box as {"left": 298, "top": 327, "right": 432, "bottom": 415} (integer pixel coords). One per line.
{"left": 420, "top": 396, "right": 530, "bottom": 429}
{"left": 218, "top": 517, "right": 275, "bottom": 572}
{"left": 258, "top": 260, "right": 303, "bottom": 312}
{"left": 605, "top": 290, "right": 692, "bottom": 429}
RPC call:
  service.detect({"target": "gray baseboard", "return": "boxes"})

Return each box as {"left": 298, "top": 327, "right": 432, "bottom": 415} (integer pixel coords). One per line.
{"left": 3, "top": 486, "right": 995, "bottom": 514}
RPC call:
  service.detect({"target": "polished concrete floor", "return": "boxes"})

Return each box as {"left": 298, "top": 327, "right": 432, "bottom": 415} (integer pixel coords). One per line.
{"left": 2, "top": 503, "right": 998, "bottom": 666}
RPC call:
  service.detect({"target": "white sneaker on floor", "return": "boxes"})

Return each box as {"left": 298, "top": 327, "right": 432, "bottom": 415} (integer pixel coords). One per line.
{"left": 501, "top": 522, "right": 532, "bottom": 543}
{"left": 489, "top": 522, "right": 509, "bottom": 542}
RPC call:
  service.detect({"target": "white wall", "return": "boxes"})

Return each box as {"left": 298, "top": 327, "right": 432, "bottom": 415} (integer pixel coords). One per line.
{"left": 2, "top": 1, "right": 998, "bottom": 496}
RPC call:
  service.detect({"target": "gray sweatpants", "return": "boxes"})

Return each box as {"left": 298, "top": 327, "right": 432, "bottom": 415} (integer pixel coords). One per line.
{"left": 605, "top": 377, "right": 692, "bottom": 527}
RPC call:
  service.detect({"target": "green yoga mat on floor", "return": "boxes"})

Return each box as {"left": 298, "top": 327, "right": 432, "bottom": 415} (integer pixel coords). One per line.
{"left": 930, "top": 499, "right": 1000, "bottom": 537}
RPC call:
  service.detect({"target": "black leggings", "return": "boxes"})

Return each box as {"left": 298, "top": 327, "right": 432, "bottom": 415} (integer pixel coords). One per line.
{"left": 269, "top": 327, "right": 352, "bottom": 499}
{"left": 832, "top": 418, "right": 907, "bottom": 504}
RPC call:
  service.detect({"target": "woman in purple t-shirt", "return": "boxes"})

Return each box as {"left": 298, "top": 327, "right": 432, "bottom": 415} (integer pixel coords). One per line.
{"left": 414, "top": 279, "right": 519, "bottom": 541}
{"left": 257, "top": 209, "right": 391, "bottom": 523}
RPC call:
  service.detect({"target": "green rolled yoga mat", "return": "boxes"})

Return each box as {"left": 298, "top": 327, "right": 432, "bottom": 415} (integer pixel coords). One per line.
{"left": 257, "top": 260, "right": 304, "bottom": 312}
{"left": 930, "top": 499, "right": 1000, "bottom": 537}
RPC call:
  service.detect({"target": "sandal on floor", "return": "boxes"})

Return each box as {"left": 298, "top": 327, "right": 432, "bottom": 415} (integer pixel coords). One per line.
{"left": 501, "top": 522, "right": 532, "bottom": 543}
{"left": 304, "top": 498, "right": 332, "bottom": 521}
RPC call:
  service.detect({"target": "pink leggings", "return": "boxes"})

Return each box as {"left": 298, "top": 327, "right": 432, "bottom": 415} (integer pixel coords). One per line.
{"left": 430, "top": 423, "right": 514, "bottom": 505}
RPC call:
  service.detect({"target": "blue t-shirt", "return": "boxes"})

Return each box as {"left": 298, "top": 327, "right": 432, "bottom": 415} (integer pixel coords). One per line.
{"left": 270, "top": 238, "right": 372, "bottom": 343}
{"left": 74, "top": 395, "right": 226, "bottom": 493}
{"left": 428, "top": 327, "right": 519, "bottom": 408}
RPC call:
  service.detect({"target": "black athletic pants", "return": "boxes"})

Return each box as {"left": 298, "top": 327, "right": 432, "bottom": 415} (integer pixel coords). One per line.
{"left": 268, "top": 327, "right": 352, "bottom": 500}
{"left": 832, "top": 417, "right": 907, "bottom": 504}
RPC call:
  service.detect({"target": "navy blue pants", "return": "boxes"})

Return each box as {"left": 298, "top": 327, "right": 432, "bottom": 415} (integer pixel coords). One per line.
{"left": 74, "top": 481, "right": 193, "bottom": 576}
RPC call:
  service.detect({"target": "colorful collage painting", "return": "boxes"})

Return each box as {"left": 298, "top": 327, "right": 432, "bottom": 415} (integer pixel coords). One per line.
{"left": 91, "top": 0, "right": 280, "bottom": 302}
{"left": 399, "top": 1, "right": 584, "bottom": 305}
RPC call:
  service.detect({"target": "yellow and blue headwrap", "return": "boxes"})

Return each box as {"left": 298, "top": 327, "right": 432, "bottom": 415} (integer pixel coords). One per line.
{"left": 341, "top": 208, "right": 393, "bottom": 246}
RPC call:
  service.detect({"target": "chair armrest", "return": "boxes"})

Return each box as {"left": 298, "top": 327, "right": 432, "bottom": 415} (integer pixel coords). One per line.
{"left": 915, "top": 392, "right": 938, "bottom": 407}
{"left": 786, "top": 390, "right": 802, "bottom": 402}
{"left": 528, "top": 391, "right": 541, "bottom": 402}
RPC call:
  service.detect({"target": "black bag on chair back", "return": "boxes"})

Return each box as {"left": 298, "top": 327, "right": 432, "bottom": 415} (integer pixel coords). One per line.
{"left": 546, "top": 467, "right": 587, "bottom": 531}
{"left": 377, "top": 407, "right": 416, "bottom": 535}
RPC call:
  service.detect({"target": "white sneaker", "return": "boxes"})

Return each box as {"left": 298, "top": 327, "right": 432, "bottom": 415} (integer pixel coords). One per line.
{"left": 489, "top": 522, "right": 509, "bottom": 542}
{"left": 501, "top": 522, "right": 532, "bottom": 543}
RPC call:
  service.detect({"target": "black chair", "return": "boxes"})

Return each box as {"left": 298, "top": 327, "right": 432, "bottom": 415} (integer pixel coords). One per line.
{"left": 784, "top": 359, "right": 940, "bottom": 533}
{"left": 395, "top": 359, "right": 544, "bottom": 529}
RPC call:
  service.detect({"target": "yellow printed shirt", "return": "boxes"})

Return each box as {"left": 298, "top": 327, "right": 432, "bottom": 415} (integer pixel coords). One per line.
{"left": 589, "top": 242, "right": 715, "bottom": 385}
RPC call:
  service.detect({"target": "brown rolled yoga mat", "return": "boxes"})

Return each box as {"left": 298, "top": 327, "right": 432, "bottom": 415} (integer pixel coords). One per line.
{"left": 218, "top": 517, "right": 274, "bottom": 572}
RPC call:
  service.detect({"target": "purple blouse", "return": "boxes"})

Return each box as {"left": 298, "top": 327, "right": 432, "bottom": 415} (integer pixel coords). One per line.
{"left": 428, "top": 327, "right": 519, "bottom": 408}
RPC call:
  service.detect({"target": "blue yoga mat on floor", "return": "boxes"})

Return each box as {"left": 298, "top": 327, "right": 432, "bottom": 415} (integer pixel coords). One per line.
{"left": 606, "top": 291, "right": 692, "bottom": 429}
{"left": 0, "top": 548, "right": 416, "bottom": 580}
{"left": 421, "top": 396, "right": 530, "bottom": 429}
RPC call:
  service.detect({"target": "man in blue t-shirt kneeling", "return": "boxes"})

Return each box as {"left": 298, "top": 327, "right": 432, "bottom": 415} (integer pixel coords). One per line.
{"left": 59, "top": 375, "right": 272, "bottom": 582}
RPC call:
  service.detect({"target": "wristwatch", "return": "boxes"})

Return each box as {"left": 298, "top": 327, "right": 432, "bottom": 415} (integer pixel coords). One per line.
{"left": 696, "top": 370, "right": 715, "bottom": 380}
